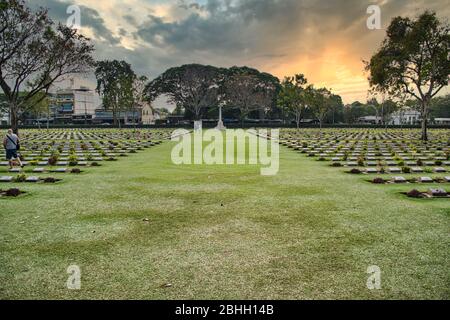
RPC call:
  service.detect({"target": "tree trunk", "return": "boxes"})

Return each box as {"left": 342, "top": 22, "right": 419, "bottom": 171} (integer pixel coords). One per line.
{"left": 421, "top": 101, "right": 429, "bottom": 141}
{"left": 9, "top": 102, "right": 19, "bottom": 134}
{"left": 112, "top": 109, "right": 117, "bottom": 126}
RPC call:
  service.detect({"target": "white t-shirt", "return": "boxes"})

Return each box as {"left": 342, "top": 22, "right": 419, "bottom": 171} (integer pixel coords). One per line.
{"left": 5, "top": 134, "right": 19, "bottom": 150}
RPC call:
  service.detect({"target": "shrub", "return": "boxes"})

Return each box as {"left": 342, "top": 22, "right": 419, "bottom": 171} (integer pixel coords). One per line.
{"left": 397, "top": 160, "right": 405, "bottom": 167}
{"left": 416, "top": 159, "right": 423, "bottom": 166}
{"left": 435, "top": 160, "right": 443, "bottom": 166}
{"left": 15, "top": 174, "right": 27, "bottom": 182}
{"left": 5, "top": 188, "right": 21, "bottom": 197}
{"left": 331, "top": 162, "right": 342, "bottom": 167}
{"left": 44, "top": 177, "right": 56, "bottom": 183}
{"left": 407, "top": 189, "right": 422, "bottom": 198}
{"left": 402, "top": 166, "right": 411, "bottom": 173}
{"left": 91, "top": 162, "right": 100, "bottom": 167}
{"left": 372, "top": 177, "right": 385, "bottom": 184}
{"left": 71, "top": 168, "right": 81, "bottom": 174}
{"left": 318, "top": 157, "right": 326, "bottom": 161}
{"left": 349, "top": 168, "right": 362, "bottom": 174}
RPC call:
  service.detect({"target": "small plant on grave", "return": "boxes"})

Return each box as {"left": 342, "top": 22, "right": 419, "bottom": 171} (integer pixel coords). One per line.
{"left": 48, "top": 151, "right": 59, "bottom": 166}
{"left": 372, "top": 177, "right": 385, "bottom": 184}
{"left": 397, "top": 160, "right": 405, "bottom": 167}
{"left": 401, "top": 166, "right": 411, "bottom": 174}
{"left": 44, "top": 177, "right": 56, "bottom": 183}
{"left": 349, "top": 168, "right": 362, "bottom": 174}
{"left": 308, "top": 152, "right": 315, "bottom": 157}
{"left": 15, "top": 174, "right": 27, "bottom": 182}
{"left": 81, "top": 143, "right": 88, "bottom": 151}
{"left": 357, "top": 156, "right": 365, "bottom": 167}
{"left": 435, "top": 160, "right": 443, "bottom": 166}
{"left": 68, "top": 154, "right": 78, "bottom": 166}
{"left": 91, "top": 162, "right": 100, "bottom": 167}
{"left": 406, "top": 189, "right": 422, "bottom": 198}
{"left": 416, "top": 159, "right": 423, "bottom": 166}
{"left": 86, "top": 153, "right": 93, "bottom": 161}
{"left": 424, "top": 167, "right": 433, "bottom": 173}
{"left": 70, "top": 168, "right": 81, "bottom": 174}
{"left": 29, "top": 160, "right": 38, "bottom": 166}
{"left": 331, "top": 162, "right": 342, "bottom": 167}
{"left": 106, "top": 156, "right": 117, "bottom": 161}
{"left": 342, "top": 151, "right": 349, "bottom": 161}
{"left": 378, "top": 166, "right": 386, "bottom": 174}
{"left": 317, "top": 157, "right": 326, "bottom": 161}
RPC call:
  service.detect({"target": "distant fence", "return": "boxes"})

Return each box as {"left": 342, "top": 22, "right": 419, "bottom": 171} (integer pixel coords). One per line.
{"left": 1, "top": 123, "right": 449, "bottom": 130}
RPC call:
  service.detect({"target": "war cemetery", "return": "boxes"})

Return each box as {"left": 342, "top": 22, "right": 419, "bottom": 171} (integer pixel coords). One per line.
{"left": 0, "top": 1, "right": 449, "bottom": 301}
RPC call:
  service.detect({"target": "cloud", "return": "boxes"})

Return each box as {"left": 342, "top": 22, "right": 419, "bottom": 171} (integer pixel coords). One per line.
{"left": 27, "top": 0, "right": 121, "bottom": 44}
{"left": 25, "top": 0, "right": 450, "bottom": 103}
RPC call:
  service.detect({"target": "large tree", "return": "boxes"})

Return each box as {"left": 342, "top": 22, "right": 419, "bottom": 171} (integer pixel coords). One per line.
{"left": 131, "top": 75, "right": 149, "bottom": 126}
{"left": 221, "top": 66, "right": 280, "bottom": 125}
{"left": 307, "top": 87, "right": 341, "bottom": 132}
{"left": 145, "top": 64, "right": 223, "bottom": 120}
{"left": 0, "top": 0, "right": 95, "bottom": 133}
{"left": 95, "top": 60, "right": 136, "bottom": 126}
{"left": 365, "top": 11, "right": 449, "bottom": 141}
{"left": 277, "top": 74, "right": 308, "bottom": 128}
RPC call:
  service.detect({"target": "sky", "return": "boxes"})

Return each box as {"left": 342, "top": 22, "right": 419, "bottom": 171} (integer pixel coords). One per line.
{"left": 27, "top": 0, "right": 450, "bottom": 106}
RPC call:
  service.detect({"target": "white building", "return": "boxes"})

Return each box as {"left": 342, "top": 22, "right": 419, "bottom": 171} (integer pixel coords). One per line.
{"left": 1, "top": 113, "right": 9, "bottom": 125}
{"left": 390, "top": 108, "right": 421, "bottom": 125}
{"left": 49, "top": 86, "right": 97, "bottom": 123}
{"left": 141, "top": 102, "right": 155, "bottom": 125}
{"left": 434, "top": 118, "right": 450, "bottom": 125}
{"left": 358, "top": 116, "right": 382, "bottom": 124}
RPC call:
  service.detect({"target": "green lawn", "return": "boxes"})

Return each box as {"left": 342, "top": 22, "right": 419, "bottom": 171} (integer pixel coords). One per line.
{"left": 0, "top": 137, "right": 449, "bottom": 299}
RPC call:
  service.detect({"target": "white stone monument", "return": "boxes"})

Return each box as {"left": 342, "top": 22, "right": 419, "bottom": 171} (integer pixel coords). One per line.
{"left": 194, "top": 120, "right": 202, "bottom": 131}
{"left": 215, "top": 105, "right": 226, "bottom": 130}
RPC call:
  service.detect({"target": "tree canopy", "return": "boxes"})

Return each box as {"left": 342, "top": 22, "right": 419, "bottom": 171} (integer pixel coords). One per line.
{"left": 365, "top": 10, "right": 449, "bottom": 140}
{"left": 0, "top": 0, "right": 95, "bottom": 132}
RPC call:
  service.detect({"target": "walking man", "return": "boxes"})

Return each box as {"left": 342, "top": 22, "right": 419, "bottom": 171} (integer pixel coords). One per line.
{"left": 3, "top": 129, "right": 23, "bottom": 169}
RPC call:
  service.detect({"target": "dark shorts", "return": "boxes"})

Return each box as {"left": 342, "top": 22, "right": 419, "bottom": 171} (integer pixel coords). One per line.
{"left": 6, "top": 149, "right": 18, "bottom": 160}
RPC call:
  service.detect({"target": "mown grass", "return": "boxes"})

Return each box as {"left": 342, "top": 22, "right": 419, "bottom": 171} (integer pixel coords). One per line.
{"left": 0, "top": 134, "right": 449, "bottom": 299}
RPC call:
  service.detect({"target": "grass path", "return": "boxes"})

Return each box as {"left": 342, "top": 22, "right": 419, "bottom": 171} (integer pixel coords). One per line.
{"left": 0, "top": 140, "right": 449, "bottom": 299}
